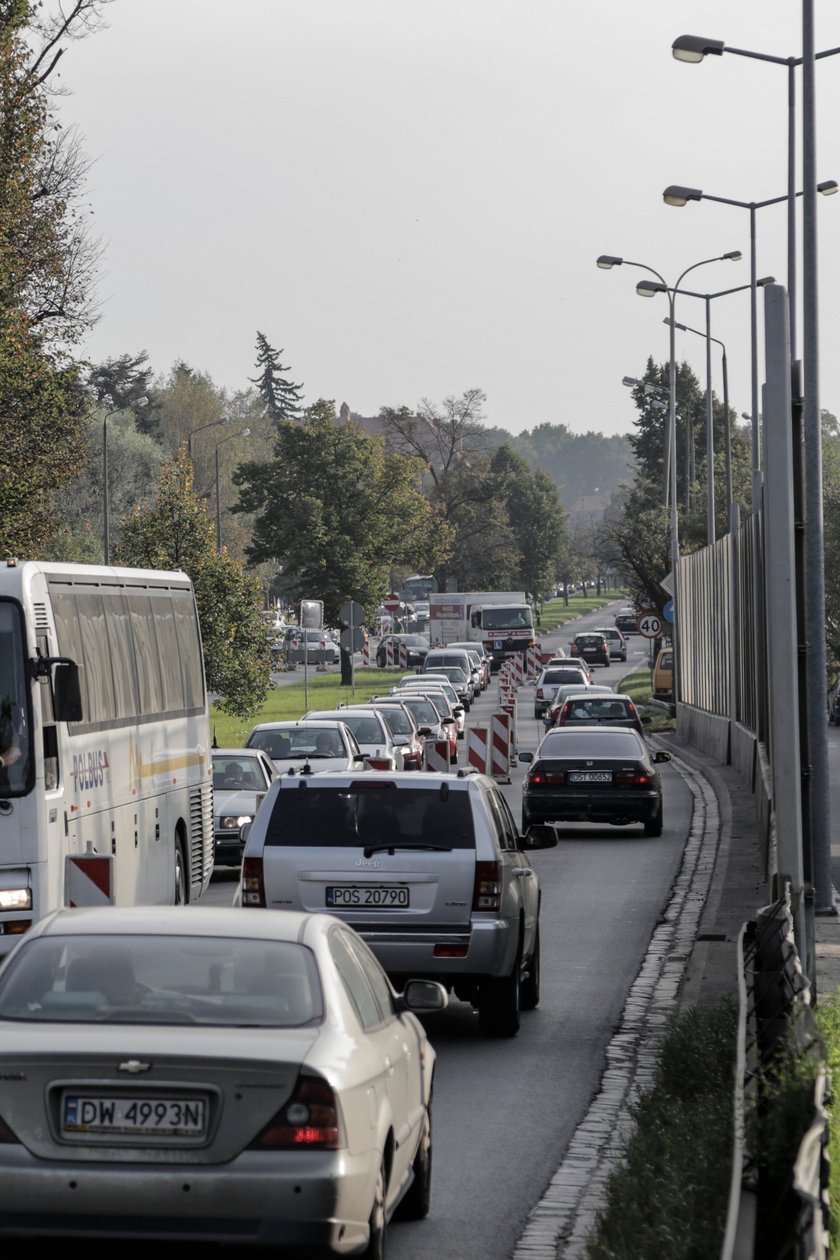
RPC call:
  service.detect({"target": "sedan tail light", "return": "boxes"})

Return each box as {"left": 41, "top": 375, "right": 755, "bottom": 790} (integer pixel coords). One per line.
{"left": 528, "top": 769, "right": 566, "bottom": 785}
{"left": 240, "top": 857, "right": 267, "bottom": 907}
{"left": 250, "top": 1073, "right": 344, "bottom": 1150}
{"left": 473, "top": 860, "right": 501, "bottom": 912}
{"left": 614, "top": 770, "right": 654, "bottom": 786}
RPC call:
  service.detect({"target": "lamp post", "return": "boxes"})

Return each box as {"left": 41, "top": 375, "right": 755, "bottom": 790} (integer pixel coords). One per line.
{"left": 671, "top": 33, "right": 840, "bottom": 363}
{"left": 641, "top": 276, "right": 774, "bottom": 543}
{"left": 665, "top": 318, "right": 733, "bottom": 524}
{"left": 662, "top": 181, "right": 837, "bottom": 483}
{"left": 188, "top": 415, "right": 228, "bottom": 463}
{"left": 103, "top": 395, "right": 149, "bottom": 564}
{"left": 597, "top": 250, "right": 741, "bottom": 706}
{"left": 214, "top": 427, "right": 251, "bottom": 552}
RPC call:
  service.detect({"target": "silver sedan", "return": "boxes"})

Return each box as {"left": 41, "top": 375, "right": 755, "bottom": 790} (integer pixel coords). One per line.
{"left": 0, "top": 904, "right": 447, "bottom": 1251}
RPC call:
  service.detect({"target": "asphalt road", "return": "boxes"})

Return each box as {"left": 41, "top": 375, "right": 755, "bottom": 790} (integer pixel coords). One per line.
{"left": 202, "top": 603, "right": 695, "bottom": 1260}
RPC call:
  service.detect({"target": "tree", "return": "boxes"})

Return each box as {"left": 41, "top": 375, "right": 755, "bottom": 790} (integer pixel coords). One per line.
{"left": 44, "top": 405, "right": 163, "bottom": 562}
{"left": 249, "top": 332, "right": 304, "bottom": 425}
{"left": 0, "top": 1, "right": 109, "bottom": 555}
{"left": 489, "top": 446, "right": 569, "bottom": 600}
{"left": 86, "top": 351, "right": 161, "bottom": 434}
{"left": 233, "top": 400, "right": 452, "bottom": 681}
{"left": 116, "top": 451, "right": 273, "bottom": 717}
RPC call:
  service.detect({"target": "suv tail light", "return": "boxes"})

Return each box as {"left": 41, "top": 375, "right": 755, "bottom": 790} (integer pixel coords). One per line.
{"left": 249, "top": 1074, "right": 344, "bottom": 1150}
{"left": 240, "top": 857, "right": 267, "bottom": 907}
{"left": 473, "top": 860, "right": 501, "bottom": 912}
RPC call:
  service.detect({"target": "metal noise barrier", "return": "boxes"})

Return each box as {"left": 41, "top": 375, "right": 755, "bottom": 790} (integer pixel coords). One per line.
{"left": 723, "top": 887, "right": 830, "bottom": 1260}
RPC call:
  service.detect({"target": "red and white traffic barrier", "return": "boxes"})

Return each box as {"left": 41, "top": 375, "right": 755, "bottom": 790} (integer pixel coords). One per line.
{"left": 527, "top": 646, "right": 541, "bottom": 677}
{"left": 490, "top": 710, "right": 513, "bottom": 783}
{"left": 423, "top": 739, "right": 451, "bottom": 772}
{"left": 398, "top": 642, "right": 408, "bottom": 669}
{"left": 362, "top": 639, "right": 371, "bottom": 666}
{"left": 467, "top": 725, "right": 490, "bottom": 774}
{"left": 385, "top": 639, "right": 395, "bottom": 667}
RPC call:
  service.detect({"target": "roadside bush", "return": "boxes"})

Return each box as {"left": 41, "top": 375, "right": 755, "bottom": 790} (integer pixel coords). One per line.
{"left": 583, "top": 1001, "right": 736, "bottom": 1260}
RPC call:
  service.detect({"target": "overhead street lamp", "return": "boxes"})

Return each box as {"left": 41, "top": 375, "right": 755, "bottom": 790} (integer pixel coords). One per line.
{"left": 673, "top": 21, "right": 840, "bottom": 929}
{"left": 188, "top": 415, "right": 229, "bottom": 463}
{"left": 662, "top": 180, "right": 837, "bottom": 484}
{"left": 671, "top": 33, "right": 840, "bottom": 362}
{"left": 640, "top": 275, "right": 774, "bottom": 543}
{"left": 215, "top": 427, "right": 251, "bottom": 552}
{"left": 597, "top": 249, "right": 741, "bottom": 707}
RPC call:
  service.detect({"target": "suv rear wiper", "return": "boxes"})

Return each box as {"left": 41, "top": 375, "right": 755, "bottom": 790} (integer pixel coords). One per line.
{"left": 362, "top": 842, "right": 454, "bottom": 858}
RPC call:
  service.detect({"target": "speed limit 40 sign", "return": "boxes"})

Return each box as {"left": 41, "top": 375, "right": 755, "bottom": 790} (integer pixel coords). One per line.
{"left": 638, "top": 611, "right": 663, "bottom": 639}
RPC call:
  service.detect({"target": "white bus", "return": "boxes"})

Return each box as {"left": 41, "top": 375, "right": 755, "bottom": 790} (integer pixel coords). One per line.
{"left": 0, "top": 560, "right": 214, "bottom": 954}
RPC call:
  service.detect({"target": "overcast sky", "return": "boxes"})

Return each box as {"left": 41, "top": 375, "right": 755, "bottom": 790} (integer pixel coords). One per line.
{"left": 58, "top": 0, "right": 840, "bottom": 439}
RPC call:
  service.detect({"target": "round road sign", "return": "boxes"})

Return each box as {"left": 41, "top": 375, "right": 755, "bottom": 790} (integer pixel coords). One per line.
{"left": 638, "top": 611, "right": 663, "bottom": 639}
{"left": 383, "top": 592, "right": 401, "bottom": 613}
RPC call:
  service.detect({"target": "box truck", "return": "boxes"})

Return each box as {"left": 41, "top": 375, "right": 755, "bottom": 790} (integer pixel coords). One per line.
{"left": 428, "top": 592, "right": 536, "bottom": 671}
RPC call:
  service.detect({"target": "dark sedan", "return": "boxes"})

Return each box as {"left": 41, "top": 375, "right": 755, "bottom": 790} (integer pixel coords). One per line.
{"left": 376, "top": 632, "right": 431, "bottom": 668}
{"left": 518, "top": 727, "right": 670, "bottom": 836}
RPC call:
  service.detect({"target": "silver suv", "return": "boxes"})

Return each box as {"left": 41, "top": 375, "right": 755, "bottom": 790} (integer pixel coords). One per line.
{"left": 238, "top": 769, "right": 557, "bottom": 1037}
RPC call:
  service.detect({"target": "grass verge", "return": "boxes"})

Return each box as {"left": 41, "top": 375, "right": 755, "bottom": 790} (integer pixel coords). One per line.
{"left": 537, "top": 593, "right": 629, "bottom": 635}
{"left": 583, "top": 1001, "right": 737, "bottom": 1260}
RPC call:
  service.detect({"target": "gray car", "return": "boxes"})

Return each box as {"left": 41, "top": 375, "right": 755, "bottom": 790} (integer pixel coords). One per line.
{"left": 0, "top": 904, "right": 446, "bottom": 1251}
{"left": 239, "top": 770, "right": 558, "bottom": 1037}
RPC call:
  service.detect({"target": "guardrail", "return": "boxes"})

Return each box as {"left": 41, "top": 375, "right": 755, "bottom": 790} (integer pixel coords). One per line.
{"left": 724, "top": 888, "right": 830, "bottom": 1260}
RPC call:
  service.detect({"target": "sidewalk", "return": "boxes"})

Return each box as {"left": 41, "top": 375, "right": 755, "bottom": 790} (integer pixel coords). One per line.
{"left": 659, "top": 730, "right": 840, "bottom": 1008}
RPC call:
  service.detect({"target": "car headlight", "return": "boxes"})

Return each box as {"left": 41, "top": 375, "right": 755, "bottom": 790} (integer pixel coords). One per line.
{"left": 220, "top": 814, "right": 254, "bottom": 830}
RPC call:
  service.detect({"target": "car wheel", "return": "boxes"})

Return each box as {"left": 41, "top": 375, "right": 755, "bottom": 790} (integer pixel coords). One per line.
{"left": 520, "top": 926, "right": 541, "bottom": 1011}
{"left": 364, "top": 1157, "right": 387, "bottom": 1260}
{"left": 478, "top": 947, "right": 522, "bottom": 1038}
{"left": 397, "top": 1102, "right": 432, "bottom": 1220}
{"left": 644, "top": 805, "right": 664, "bottom": 837}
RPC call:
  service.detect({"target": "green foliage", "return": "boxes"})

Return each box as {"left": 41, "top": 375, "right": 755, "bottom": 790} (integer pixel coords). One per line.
{"left": 0, "top": 2, "right": 106, "bottom": 556}
{"left": 503, "top": 421, "right": 635, "bottom": 512}
{"left": 583, "top": 1002, "right": 737, "bottom": 1260}
{"left": 749, "top": 1008, "right": 825, "bottom": 1257}
{"left": 814, "top": 989, "right": 840, "bottom": 1257}
{"left": 490, "top": 446, "right": 569, "bottom": 599}
{"left": 234, "top": 400, "right": 452, "bottom": 629}
{"left": 209, "top": 668, "right": 387, "bottom": 746}
{"left": 115, "top": 452, "right": 273, "bottom": 718}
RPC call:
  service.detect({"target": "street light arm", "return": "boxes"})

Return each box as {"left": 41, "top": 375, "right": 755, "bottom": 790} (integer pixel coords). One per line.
{"left": 596, "top": 256, "right": 667, "bottom": 288}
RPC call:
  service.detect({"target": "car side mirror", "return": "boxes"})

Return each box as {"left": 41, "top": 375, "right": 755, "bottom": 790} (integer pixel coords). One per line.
{"left": 518, "top": 751, "right": 534, "bottom": 763}
{"left": 239, "top": 820, "right": 252, "bottom": 843}
{"left": 653, "top": 751, "right": 671, "bottom": 763}
{"left": 520, "top": 823, "right": 558, "bottom": 849}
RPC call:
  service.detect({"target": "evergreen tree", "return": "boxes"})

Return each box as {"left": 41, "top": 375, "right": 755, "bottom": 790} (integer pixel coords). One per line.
{"left": 249, "top": 332, "right": 304, "bottom": 424}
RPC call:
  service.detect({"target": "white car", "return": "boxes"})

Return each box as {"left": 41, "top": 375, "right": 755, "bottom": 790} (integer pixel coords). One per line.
{"left": 244, "top": 719, "right": 367, "bottom": 773}
{"left": 533, "top": 661, "right": 595, "bottom": 719}
{"left": 393, "top": 679, "right": 466, "bottom": 739}
{"left": 0, "top": 904, "right": 447, "bottom": 1249}
{"left": 211, "top": 747, "right": 278, "bottom": 867}
{"left": 303, "top": 708, "right": 404, "bottom": 770}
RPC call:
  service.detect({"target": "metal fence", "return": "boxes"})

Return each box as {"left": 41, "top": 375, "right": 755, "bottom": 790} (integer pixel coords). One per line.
{"left": 724, "top": 888, "right": 830, "bottom": 1260}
